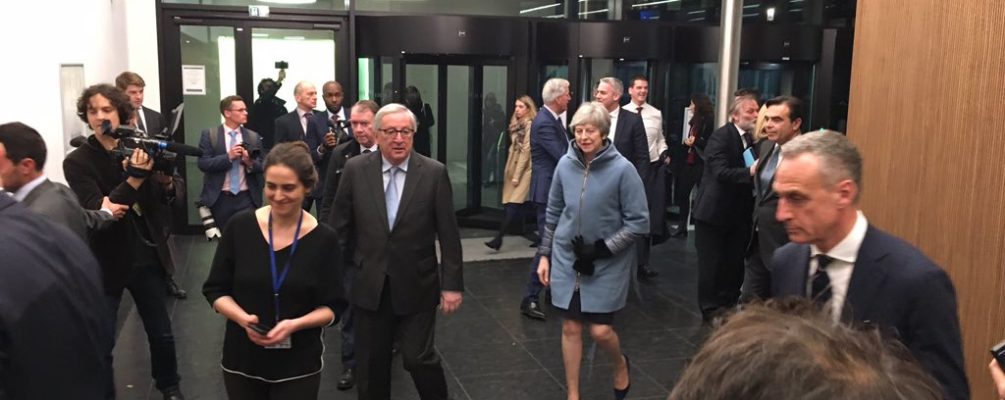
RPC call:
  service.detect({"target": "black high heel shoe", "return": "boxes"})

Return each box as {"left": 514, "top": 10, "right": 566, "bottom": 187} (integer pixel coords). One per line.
{"left": 614, "top": 354, "right": 631, "bottom": 400}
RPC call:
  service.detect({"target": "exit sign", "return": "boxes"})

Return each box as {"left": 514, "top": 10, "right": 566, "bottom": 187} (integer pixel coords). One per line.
{"left": 249, "top": 5, "right": 270, "bottom": 17}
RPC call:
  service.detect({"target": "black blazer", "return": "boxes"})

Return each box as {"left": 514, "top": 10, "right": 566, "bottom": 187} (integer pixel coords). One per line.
{"left": 319, "top": 138, "right": 362, "bottom": 225}
{"left": 21, "top": 179, "right": 113, "bottom": 241}
{"left": 333, "top": 151, "right": 463, "bottom": 315}
{"left": 771, "top": 225, "right": 969, "bottom": 400}
{"left": 275, "top": 110, "right": 332, "bottom": 199}
{"left": 611, "top": 109, "right": 650, "bottom": 175}
{"left": 0, "top": 195, "right": 110, "bottom": 399}
{"left": 750, "top": 139, "right": 789, "bottom": 258}
{"left": 140, "top": 106, "right": 168, "bottom": 136}
{"left": 692, "top": 123, "right": 754, "bottom": 226}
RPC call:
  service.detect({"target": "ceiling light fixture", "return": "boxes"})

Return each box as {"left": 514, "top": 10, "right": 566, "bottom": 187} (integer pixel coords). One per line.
{"left": 520, "top": 3, "right": 561, "bottom": 14}
{"left": 631, "top": 0, "right": 681, "bottom": 8}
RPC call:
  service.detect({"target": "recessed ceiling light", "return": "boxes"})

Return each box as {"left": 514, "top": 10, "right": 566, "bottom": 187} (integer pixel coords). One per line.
{"left": 259, "top": 0, "right": 316, "bottom": 4}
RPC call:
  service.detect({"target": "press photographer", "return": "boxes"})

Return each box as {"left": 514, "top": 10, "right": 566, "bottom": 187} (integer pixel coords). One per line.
{"left": 63, "top": 83, "right": 186, "bottom": 400}
{"left": 197, "top": 95, "right": 264, "bottom": 232}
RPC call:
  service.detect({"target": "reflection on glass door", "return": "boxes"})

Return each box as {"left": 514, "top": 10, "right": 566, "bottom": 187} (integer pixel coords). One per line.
{"left": 445, "top": 65, "right": 471, "bottom": 210}
{"left": 480, "top": 65, "right": 509, "bottom": 209}
{"left": 405, "top": 64, "right": 439, "bottom": 160}
{"left": 180, "top": 25, "right": 236, "bottom": 225}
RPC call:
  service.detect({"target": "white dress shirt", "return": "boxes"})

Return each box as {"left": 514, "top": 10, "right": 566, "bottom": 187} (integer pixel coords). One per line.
{"left": 808, "top": 210, "right": 869, "bottom": 321}
{"left": 220, "top": 125, "right": 248, "bottom": 192}
{"left": 624, "top": 102, "right": 666, "bottom": 162}
{"left": 608, "top": 107, "right": 621, "bottom": 142}
{"left": 381, "top": 154, "right": 409, "bottom": 195}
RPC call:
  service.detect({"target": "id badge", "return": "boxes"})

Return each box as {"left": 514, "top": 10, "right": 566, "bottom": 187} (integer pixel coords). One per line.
{"left": 264, "top": 336, "right": 292, "bottom": 350}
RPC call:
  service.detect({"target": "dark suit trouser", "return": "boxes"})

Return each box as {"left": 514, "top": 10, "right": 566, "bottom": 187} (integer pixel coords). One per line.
{"left": 740, "top": 233, "right": 771, "bottom": 302}
{"left": 522, "top": 202, "right": 547, "bottom": 303}
{"left": 210, "top": 191, "right": 255, "bottom": 231}
{"left": 695, "top": 220, "right": 750, "bottom": 318}
{"left": 340, "top": 262, "right": 358, "bottom": 370}
{"left": 356, "top": 278, "right": 447, "bottom": 400}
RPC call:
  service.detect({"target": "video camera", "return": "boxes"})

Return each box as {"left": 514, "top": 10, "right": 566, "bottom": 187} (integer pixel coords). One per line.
{"left": 101, "top": 121, "right": 203, "bottom": 175}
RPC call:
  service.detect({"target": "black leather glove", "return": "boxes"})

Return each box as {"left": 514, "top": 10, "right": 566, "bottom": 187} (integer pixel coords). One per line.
{"left": 573, "top": 235, "right": 613, "bottom": 261}
{"left": 572, "top": 258, "right": 596, "bottom": 276}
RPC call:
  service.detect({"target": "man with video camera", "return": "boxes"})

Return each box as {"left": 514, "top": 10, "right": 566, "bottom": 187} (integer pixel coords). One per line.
{"left": 64, "top": 83, "right": 186, "bottom": 400}
{"left": 197, "top": 95, "right": 264, "bottom": 231}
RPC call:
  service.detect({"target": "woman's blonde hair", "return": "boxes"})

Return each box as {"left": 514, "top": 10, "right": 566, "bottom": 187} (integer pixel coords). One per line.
{"left": 510, "top": 95, "right": 538, "bottom": 126}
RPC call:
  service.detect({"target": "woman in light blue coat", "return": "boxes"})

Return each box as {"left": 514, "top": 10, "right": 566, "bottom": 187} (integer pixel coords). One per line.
{"left": 536, "top": 101, "right": 649, "bottom": 400}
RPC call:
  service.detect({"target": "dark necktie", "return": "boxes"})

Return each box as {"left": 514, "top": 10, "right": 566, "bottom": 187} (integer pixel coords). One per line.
{"left": 742, "top": 131, "right": 754, "bottom": 149}
{"left": 136, "top": 110, "right": 146, "bottom": 133}
{"left": 362, "top": 149, "right": 372, "bottom": 154}
{"left": 810, "top": 255, "right": 834, "bottom": 306}
{"left": 636, "top": 106, "right": 643, "bottom": 115}
{"left": 303, "top": 113, "right": 315, "bottom": 140}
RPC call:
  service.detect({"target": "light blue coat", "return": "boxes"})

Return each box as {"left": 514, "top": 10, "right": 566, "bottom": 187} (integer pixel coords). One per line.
{"left": 543, "top": 140, "right": 649, "bottom": 313}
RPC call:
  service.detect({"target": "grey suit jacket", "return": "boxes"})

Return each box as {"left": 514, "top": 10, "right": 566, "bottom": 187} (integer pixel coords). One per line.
{"left": 333, "top": 151, "right": 463, "bottom": 315}
{"left": 21, "top": 179, "right": 113, "bottom": 241}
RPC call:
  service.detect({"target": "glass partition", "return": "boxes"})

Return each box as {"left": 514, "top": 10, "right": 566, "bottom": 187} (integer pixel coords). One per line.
{"left": 480, "top": 65, "right": 509, "bottom": 209}
{"left": 444, "top": 65, "right": 471, "bottom": 210}
{"left": 179, "top": 25, "right": 236, "bottom": 224}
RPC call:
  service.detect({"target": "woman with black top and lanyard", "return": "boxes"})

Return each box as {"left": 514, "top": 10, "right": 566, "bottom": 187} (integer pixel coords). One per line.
{"left": 203, "top": 141, "right": 345, "bottom": 399}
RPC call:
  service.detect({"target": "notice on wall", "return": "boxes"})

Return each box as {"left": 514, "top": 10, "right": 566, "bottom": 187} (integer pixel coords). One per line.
{"left": 182, "top": 65, "right": 206, "bottom": 95}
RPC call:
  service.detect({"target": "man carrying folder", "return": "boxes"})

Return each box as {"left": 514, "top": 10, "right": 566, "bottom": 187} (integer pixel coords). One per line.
{"left": 691, "top": 94, "right": 760, "bottom": 322}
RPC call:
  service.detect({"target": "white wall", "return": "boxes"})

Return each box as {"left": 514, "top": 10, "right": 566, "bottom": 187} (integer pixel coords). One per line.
{"left": 0, "top": 0, "right": 160, "bottom": 184}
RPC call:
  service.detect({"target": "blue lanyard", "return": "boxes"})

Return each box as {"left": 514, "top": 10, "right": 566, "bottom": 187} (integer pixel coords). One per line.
{"left": 268, "top": 210, "right": 304, "bottom": 322}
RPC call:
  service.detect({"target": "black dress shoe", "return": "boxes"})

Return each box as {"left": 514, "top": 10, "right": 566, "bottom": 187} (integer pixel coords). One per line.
{"left": 521, "top": 301, "right": 546, "bottom": 320}
{"left": 484, "top": 237, "right": 502, "bottom": 251}
{"left": 614, "top": 355, "right": 631, "bottom": 400}
{"left": 337, "top": 368, "right": 355, "bottom": 391}
{"left": 167, "top": 279, "right": 187, "bottom": 299}
{"left": 161, "top": 386, "right": 185, "bottom": 400}
{"left": 637, "top": 266, "right": 659, "bottom": 280}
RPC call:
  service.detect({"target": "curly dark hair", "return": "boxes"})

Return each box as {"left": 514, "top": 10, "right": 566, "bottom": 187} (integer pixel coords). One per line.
{"left": 76, "top": 84, "right": 133, "bottom": 126}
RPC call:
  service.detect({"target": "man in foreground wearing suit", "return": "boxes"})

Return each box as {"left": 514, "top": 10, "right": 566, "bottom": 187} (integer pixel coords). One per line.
{"left": 196, "top": 95, "right": 264, "bottom": 230}
{"left": 319, "top": 99, "right": 380, "bottom": 391}
{"left": 0, "top": 193, "right": 112, "bottom": 399}
{"left": 595, "top": 76, "right": 659, "bottom": 280}
{"left": 0, "top": 122, "right": 125, "bottom": 239}
{"left": 333, "top": 103, "right": 463, "bottom": 400}
{"left": 521, "top": 77, "right": 571, "bottom": 321}
{"left": 770, "top": 131, "right": 968, "bottom": 400}
{"left": 274, "top": 80, "right": 329, "bottom": 212}
{"left": 116, "top": 71, "right": 167, "bottom": 137}
{"left": 692, "top": 95, "right": 759, "bottom": 322}
{"left": 741, "top": 95, "right": 804, "bottom": 301}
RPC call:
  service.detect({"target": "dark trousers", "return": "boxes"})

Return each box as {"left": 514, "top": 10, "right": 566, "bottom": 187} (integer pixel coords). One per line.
{"left": 740, "top": 233, "right": 772, "bottom": 302}
{"left": 674, "top": 163, "right": 702, "bottom": 228}
{"left": 694, "top": 220, "right": 750, "bottom": 319}
{"left": 340, "top": 262, "right": 358, "bottom": 370}
{"left": 210, "top": 190, "right": 256, "bottom": 231}
{"left": 355, "top": 279, "right": 447, "bottom": 400}
{"left": 522, "top": 202, "right": 547, "bottom": 303}
{"left": 105, "top": 262, "right": 180, "bottom": 398}
{"left": 490, "top": 202, "right": 531, "bottom": 243}
{"left": 223, "top": 371, "right": 321, "bottom": 400}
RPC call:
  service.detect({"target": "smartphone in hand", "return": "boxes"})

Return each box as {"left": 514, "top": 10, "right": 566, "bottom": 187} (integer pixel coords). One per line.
{"left": 249, "top": 322, "right": 273, "bottom": 336}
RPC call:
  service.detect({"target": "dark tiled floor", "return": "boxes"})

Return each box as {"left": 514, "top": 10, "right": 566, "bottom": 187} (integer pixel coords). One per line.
{"left": 113, "top": 232, "right": 704, "bottom": 400}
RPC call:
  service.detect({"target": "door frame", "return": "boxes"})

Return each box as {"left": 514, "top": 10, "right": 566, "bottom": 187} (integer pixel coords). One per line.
{"left": 159, "top": 6, "right": 349, "bottom": 232}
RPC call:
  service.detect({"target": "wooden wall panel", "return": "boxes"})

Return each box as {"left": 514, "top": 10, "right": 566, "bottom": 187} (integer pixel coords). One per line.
{"left": 848, "top": 0, "right": 1005, "bottom": 397}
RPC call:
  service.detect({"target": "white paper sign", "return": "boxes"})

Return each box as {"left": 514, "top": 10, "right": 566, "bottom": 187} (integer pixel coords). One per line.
{"left": 182, "top": 65, "right": 206, "bottom": 95}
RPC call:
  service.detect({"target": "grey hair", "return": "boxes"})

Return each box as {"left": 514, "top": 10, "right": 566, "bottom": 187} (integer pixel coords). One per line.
{"left": 569, "top": 101, "right": 611, "bottom": 137}
{"left": 598, "top": 77, "right": 624, "bottom": 96}
{"left": 729, "top": 95, "right": 758, "bottom": 116}
{"left": 293, "top": 81, "right": 315, "bottom": 96}
{"left": 541, "top": 78, "right": 570, "bottom": 104}
{"left": 373, "top": 103, "right": 418, "bottom": 132}
{"left": 780, "top": 130, "right": 863, "bottom": 202}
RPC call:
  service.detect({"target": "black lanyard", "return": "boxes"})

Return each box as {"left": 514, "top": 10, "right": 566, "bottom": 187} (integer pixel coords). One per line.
{"left": 268, "top": 210, "right": 304, "bottom": 322}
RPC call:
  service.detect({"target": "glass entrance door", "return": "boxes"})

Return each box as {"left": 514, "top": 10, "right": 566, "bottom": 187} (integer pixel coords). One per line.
{"left": 374, "top": 57, "right": 510, "bottom": 213}
{"left": 166, "top": 19, "right": 343, "bottom": 227}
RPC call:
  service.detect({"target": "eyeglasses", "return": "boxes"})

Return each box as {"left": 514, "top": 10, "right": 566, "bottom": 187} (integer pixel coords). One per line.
{"left": 379, "top": 128, "right": 415, "bottom": 138}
